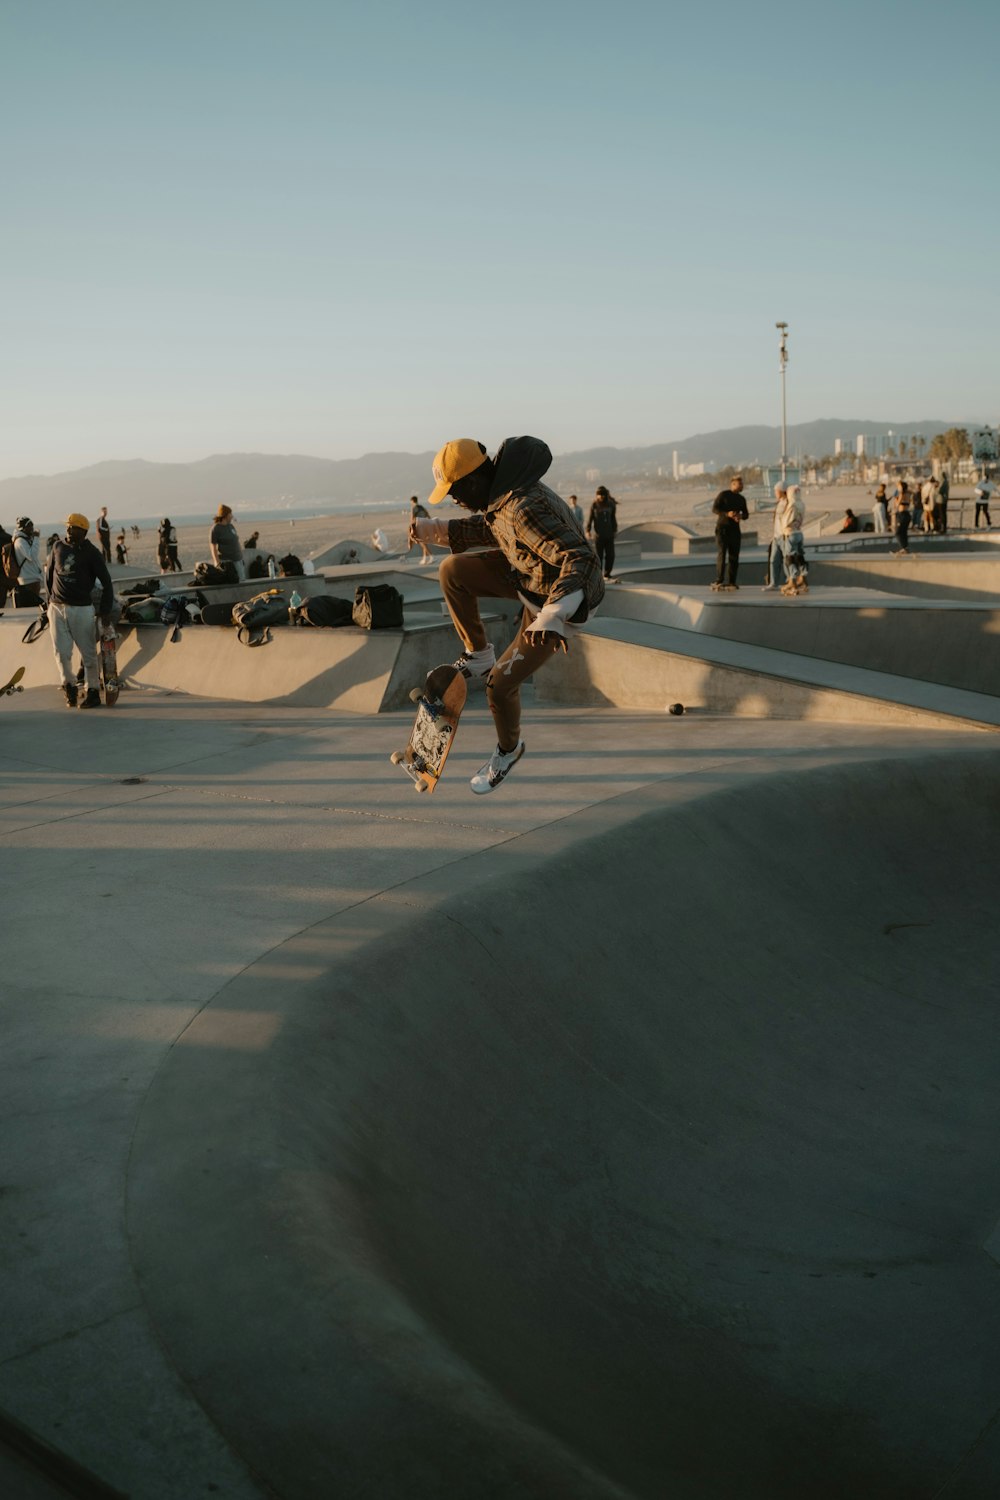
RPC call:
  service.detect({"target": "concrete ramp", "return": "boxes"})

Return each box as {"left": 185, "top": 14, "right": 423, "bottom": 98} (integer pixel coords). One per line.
{"left": 127, "top": 751, "right": 1000, "bottom": 1498}
{"left": 536, "top": 617, "right": 1000, "bottom": 730}
{"left": 600, "top": 583, "right": 1000, "bottom": 698}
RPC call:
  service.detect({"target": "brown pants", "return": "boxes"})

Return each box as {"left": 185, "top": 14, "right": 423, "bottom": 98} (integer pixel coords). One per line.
{"left": 440, "top": 550, "right": 566, "bottom": 752}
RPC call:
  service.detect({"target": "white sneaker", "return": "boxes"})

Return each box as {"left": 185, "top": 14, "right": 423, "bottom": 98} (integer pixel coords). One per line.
{"left": 454, "top": 646, "right": 496, "bottom": 679}
{"left": 470, "top": 741, "right": 525, "bottom": 794}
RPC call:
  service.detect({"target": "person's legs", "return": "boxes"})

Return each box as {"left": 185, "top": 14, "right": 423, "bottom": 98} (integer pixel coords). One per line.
{"left": 486, "top": 608, "right": 566, "bottom": 752}
{"left": 439, "top": 550, "right": 520, "bottom": 653}
{"left": 897, "top": 514, "right": 910, "bottom": 551}
{"left": 602, "top": 537, "right": 616, "bottom": 578}
{"left": 714, "top": 528, "right": 726, "bottom": 585}
{"left": 726, "top": 526, "right": 742, "bottom": 586}
{"left": 66, "top": 605, "right": 99, "bottom": 689}
{"left": 49, "top": 602, "right": 77, "bottom": 686}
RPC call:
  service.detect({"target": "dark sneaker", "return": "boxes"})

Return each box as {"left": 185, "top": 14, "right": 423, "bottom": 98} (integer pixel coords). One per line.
{"left": 79, "top": 688, "right": 102, "bottom": 709}
{"left": 62, "top": 682, "right": 78, "bottom": 708}
{"left": 470, "top": 741, "right": 525, "bottom": 794}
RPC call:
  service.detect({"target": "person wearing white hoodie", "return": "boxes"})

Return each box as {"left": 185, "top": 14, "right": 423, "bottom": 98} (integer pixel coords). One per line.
{"left": 763, "top": 483, "right": 788, "bottom": 591}
{"left": 11, "top": 517, "right": 43, "bottom": 605}
{"left": 780, "top": 485, "right": 808, "bottom": 595}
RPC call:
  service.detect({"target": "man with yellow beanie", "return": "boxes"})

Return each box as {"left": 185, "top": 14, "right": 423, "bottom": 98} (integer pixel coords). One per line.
{"left": 44, "top": 514, "right": 114, "bottom": 708}
{"left": 410, "top": 435, "right": 603, "bottom": 793}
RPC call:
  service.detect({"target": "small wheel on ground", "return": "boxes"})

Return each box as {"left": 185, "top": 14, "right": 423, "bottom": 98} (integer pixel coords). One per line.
{"left": 408, "top": 687, "right": 423, "bottom": 704}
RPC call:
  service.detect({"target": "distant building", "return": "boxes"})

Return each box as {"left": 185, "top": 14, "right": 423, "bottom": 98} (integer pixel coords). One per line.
{"left": 672, "top": 450, "right": 679, "bottom": 481}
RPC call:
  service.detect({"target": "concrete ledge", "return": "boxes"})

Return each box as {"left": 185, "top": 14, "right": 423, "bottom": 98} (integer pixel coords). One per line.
{"left": 0, "top": 613, "right": 511, "bottom": 712}
{"left": 599, "top": 583, "right": 1000, "bottom": 698}
{"left": 536, "top": 617, "right": 999, "bottom": 730}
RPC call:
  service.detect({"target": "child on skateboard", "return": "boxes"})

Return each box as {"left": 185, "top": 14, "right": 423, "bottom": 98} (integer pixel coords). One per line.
{"left": 409, "top": 435, "right": 604, "bottom": 794}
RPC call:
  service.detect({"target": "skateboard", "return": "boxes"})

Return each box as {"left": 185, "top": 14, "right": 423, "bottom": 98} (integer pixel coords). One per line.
{"left": 390, "top": 663, "right": 467, "bottom": 793}
{"left": 98, "top": 627, "right": 120, "bottom": 706}
{"left": 1, "top": 665, "right": 25, "bottom": 699}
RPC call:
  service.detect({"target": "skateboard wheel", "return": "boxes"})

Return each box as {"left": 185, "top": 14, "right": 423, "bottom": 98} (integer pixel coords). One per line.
{"left": 416, "top": 778, "right": 429, "bottom": 793}
{"left": 408, "top": 687, "right": 423, "bottom": 704}
{"left": 390, "top": 751, "right": 404, "bottom": 765}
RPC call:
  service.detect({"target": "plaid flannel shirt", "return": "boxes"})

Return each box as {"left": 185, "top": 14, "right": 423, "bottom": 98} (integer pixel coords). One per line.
{"left": 447, "top": 482, "right": 605, "bottom": 611}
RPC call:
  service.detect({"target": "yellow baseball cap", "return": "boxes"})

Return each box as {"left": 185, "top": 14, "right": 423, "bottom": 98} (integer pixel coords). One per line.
{"left": 428, "top": 438, "right": 487, "bottom": 505}
{"left": 66, "top": 513, "right": 90, "bottom": 531}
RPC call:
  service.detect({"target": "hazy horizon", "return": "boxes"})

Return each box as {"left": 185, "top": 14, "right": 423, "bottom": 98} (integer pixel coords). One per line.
{"left": 4, "top": 0, "right": 997, "bottom": 481}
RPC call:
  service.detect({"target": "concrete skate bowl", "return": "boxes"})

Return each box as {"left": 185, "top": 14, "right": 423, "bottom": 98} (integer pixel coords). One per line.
{"left": 128, "top": 749, "right": 1000, "bottom": 1499}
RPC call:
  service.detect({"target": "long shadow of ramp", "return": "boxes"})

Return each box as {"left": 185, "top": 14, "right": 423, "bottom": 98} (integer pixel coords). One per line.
{"left": 127, "top": 751, "right": 1000, "bottom": 1499}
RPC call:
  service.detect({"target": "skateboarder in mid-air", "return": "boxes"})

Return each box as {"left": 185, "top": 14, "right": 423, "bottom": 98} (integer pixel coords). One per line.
{"left": 409, "top": 435, "right": 604, "bottom": 794}
{"left": 45, "top": 514, "right": 114, "bottom": 709}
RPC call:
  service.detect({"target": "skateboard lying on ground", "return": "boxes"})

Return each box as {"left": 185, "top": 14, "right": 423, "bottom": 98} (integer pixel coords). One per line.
{"left": 1, "top": 665, "right": 25, "bottom": 699}
{"left": 390, "top": 663, "right": 467, "bottom": 793}
{"left": 98, "top": 627, "right": 120, "bottom": 706}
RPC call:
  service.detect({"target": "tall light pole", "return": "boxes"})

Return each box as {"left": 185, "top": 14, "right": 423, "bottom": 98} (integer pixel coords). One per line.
{"left": 776, "top": 322, "right": 789, "bottom": 482}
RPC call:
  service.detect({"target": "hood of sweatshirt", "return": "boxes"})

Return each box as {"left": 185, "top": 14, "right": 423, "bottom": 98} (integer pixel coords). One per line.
{"left": 488, "top": 436, "right": 553, "bottom": 507}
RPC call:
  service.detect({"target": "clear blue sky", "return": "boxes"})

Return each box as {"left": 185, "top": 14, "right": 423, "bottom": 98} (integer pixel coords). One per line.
{"left": 3, "top": 0, "right": 997, "bottom": 478}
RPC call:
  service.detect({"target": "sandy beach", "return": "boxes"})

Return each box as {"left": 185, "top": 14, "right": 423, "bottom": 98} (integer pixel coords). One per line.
{"left": 101, "top": 481, "right": 963, "bottom": 576}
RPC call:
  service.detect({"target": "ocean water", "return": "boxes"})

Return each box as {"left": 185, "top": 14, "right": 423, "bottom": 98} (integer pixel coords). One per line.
{"left": 74, "top": 497, "right": 409, "bottom": 532}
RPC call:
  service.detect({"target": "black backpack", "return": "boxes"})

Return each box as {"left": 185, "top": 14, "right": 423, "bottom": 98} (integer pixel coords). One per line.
{"left": 352, "top": 584, "right": 404, "bottom": 630}
{"left": 293, "top": 594, "right": 353, "bottom": 628}
{"left": 192, "top": 561, "right": 238, "bottom": 587}
{"left": 278, "top": 552, "right": 304, "bottom": 577}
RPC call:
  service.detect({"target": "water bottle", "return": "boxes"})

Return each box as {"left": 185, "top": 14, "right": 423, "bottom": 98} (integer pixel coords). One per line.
{"left": 289, "top": 588, "right": 303, "bottom": 624}
{"left": 267, "top": 556, "right": 277, "bottom": 578}
{"left": 289, "top": 590, "right": 302, "bottom": 609}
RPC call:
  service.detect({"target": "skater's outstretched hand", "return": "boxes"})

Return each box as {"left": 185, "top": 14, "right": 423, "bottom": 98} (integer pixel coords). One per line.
{"left": 525, "top": 628, "right": 568, "bottom": 653}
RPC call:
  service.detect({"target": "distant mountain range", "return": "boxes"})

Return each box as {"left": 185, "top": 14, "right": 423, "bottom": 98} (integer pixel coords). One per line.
{"left": 0, "top": 419, "right": 978, "bottom": 522}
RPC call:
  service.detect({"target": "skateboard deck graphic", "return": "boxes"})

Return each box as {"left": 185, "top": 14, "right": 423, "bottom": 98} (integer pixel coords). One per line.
{"left": 1, "top": 665, "right": 25, "bottom": 699}
{"left": 98, "top": 628, "right": 120, "bottom": 706}
{"left": 390, "top": 663, "right": 467, "bottom": 793}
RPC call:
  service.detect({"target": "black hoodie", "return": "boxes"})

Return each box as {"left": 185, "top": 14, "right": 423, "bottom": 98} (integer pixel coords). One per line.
{"left": 447, "top": 436, "right": 604, "bottom": 611}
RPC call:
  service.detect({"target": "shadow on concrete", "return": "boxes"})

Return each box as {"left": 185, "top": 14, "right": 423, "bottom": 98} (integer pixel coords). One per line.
{"left": 127, "top": 749, "right": 1000, "bottom": 1499}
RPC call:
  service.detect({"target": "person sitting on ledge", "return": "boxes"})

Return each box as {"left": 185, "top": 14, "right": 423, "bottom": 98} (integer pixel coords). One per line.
{"left": 840, "top": 508, "right": 859, "bottom": 533}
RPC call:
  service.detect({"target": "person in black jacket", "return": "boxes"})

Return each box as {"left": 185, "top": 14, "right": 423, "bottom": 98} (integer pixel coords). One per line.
{"left": 45, "top": 513, "right": 114, "bottom": 708}
{"left": 586, "top": 486, "right": 618, "bottom": 579}
{"left": 711, "top": 475, "right": 749, "bottom": 590}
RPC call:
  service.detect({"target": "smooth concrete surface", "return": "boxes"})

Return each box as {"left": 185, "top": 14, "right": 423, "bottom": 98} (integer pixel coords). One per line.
{"left": 129, "top": 742, "right": 1000, "bottom": 1499}
{"left": 3, "top": 681, "right": 998, "bottom": 1499}
{"left": 537, "top": 616, "right": 1000, "bottom": 730}
{"left": 599, "top": 583, "right": 1000, "bottom": 697}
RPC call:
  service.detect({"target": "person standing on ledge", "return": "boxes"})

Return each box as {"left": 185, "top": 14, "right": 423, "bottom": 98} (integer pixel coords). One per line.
{"left": 762, "top": 482, "right": 787, "bottom": 591}
{"left": 96, "top": 506, "right": 112, "bottom": 563}
{"left": 586, "top": 486, "right": 618, "bottom": 580}
{"left": 711, "top": 474, "right": 749, "bottom": 591}
{"left": 409, "top": 436, "right": 604, "bottom": 794}
{"left": 45, "top": 514, "right": 114, "bottom": 709}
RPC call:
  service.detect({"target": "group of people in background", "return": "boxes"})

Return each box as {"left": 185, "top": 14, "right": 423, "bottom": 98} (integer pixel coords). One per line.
{"left": 872, "top": 475, "right": 952, "bottom": 545}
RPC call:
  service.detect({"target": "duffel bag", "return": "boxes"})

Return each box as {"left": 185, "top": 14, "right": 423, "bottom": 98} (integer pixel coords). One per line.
{"left": 293, "top": 594, "right": 353, "bottom": 628}
{"left": 352, "top": 584, "right": 403, "bottom": 630}
{"left": 232, "top": 589, "right": 288, "bottom": 645}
